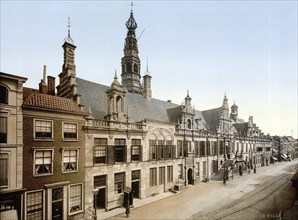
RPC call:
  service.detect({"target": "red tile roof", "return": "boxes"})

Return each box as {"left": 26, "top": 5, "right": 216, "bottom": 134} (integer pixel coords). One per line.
{"left": 23, "top": 91, "right": 82, "bottom": 113}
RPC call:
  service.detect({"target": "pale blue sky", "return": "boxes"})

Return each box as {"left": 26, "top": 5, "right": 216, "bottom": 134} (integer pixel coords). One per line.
{"left": 1, "top": 0, "right": 297, "bottom": 138}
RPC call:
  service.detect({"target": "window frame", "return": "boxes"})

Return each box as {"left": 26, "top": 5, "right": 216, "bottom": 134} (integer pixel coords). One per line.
{"left": 34, "top": 119, "right": 53, "bottom": 140}
{"left": 94, "top": 138, "right": 108, "bottom": 164}
{"left": 61, "top": 148, "right": 79, "bottom": 173}
{"left": 69, "top": 183, "right": 84, "bottom": 215}
{"left": 0, "top": 115, "right": 7, "bottom": 143}
{"left": 167, "top": 165, "right": 173, "bottom": 183}
{"left": 114, "top": 172, "right": 125, "bottom": 194}
{"left": 25, "top": 189, "right": 45, "bottom": 220}
{"left": 150, "top": 168, "right": 157, "bottom": 187}
{"left": 62, "top": 122, "right": 78, "bottom": 141}
{"left": 0, "top": 85, "right": 8, "bottom": 104}
{"left": 33, "top": 148, "right": 54, "bottom": 177}
{"left": 0, "top": 153, "right": 9, "bottom": 188}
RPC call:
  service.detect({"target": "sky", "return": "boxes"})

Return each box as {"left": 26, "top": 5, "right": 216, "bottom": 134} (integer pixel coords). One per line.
{"left": 1, "top": 0, "right": 297, "bottom": 138}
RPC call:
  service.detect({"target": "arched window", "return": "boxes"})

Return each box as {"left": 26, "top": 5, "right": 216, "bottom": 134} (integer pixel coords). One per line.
{"left": 127, "top": 63, "right": 132, "bottom": 72}
{"left": 116, "top": 96, "right": 122, "bottom": 113}
{"left": 187, "top": 119, "right": 192, "bottom": 129}
{"left": 133, "top": 64, "right": 138, "bottom": 73}
{"left": 0, "top": 85, "right": 8, "bottom": 104}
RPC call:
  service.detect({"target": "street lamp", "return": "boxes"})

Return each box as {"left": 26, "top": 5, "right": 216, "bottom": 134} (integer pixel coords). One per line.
{"left": 223, "top": 134, "right": 226, "bottom": 184}
{"left": 92, "top": 188, "right": 99, "bottom": 220}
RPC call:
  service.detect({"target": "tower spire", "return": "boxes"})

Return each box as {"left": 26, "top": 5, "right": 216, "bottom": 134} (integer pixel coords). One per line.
{"left": 64, "top": 17, "right": 74, "bottom": 44}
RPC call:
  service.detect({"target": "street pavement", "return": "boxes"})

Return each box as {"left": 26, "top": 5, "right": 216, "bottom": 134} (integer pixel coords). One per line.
{"left": 105, "top": 160, "right": 298, "bottom": 220}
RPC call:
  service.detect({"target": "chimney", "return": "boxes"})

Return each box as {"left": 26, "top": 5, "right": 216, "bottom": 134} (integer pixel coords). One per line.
{"left": 39, "top": 65, "right": 48, "bottom": 94}
{"left": 47, "top": 76, "right": 56, "bottom": 95}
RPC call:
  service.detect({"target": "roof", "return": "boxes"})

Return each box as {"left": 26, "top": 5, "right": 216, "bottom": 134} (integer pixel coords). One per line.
{"left": 201, "top": 107, "right": 222, "bottom": 132}
{"left": 77, "top": 77, "right": 207, "bottom": 127}
{"left": 23, "top": 88, "right": 83, "bottom": 113}
{"left": 233, "top": 123, "right": 249, "bottom": 136}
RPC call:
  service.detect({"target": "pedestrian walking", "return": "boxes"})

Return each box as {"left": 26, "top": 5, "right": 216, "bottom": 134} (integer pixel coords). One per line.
{"left": 125, "top": 200, "right": 130, "bottom": 218}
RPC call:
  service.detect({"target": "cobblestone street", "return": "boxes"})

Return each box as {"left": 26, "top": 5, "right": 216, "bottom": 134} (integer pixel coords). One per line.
{"left": 107, "top": 160, "right": 298, "bottom": 220}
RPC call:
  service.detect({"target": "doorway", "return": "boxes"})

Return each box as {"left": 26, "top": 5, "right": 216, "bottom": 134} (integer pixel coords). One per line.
{"left": 52, "top": 187, "right": 63, "bottom": 220}
{"left": 187, "top": 168, "right": 193, "bottom": 185}
{"left": 94, "top": 175, "right": 106, "bottom": 209}
{"left": 131, "top": 170, "right": 140, "bottom": 198}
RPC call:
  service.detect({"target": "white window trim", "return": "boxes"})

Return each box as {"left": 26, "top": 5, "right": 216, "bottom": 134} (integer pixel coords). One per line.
{"left": 61, "top": 148, "right": 79, "bottom": 174}
{"left": 33, "top": 148, "right": 54, "bottom": 177}
{"left": 0, "top": 151, "right": 11, "bottom": 189}
{"left": 33, "top": 119, "right": 54, "bottom": 140}
{"left": 62, "top": 121, "right": 78, "bottom": 141}
{"left": 24, "top": 189, "right": 45, "bottom": 220}
{"left": 68, "top": 183, "right": 84, "bottom": 216}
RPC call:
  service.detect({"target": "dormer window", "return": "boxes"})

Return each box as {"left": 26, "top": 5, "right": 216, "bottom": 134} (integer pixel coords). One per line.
{"left": 0, "top": 85, "right": 8, "bottom": 104}
{"left": 187, "top": 119, "right": 192, "bottom": 129}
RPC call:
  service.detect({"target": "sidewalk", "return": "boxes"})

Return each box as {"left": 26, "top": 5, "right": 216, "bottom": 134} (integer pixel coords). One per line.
{"left": 97, "top": 191, "right": 176, "bottom": 219}
{"left": 99, "top": 160, "right": 297, "bottom": 220}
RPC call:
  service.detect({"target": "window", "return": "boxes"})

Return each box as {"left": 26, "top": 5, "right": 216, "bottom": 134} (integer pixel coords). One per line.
{"left": 177, "top": 140, "right": 183, "bottom": 158}
{"left": 0, "top": 116, "right": 7, "bottom": 143}
{"left": 133, "top": 64, "right": 138, "bottom": 73}
{"left": 203, "top": 161, "right": 207, "bottom": 176}
{"left": 206, "top": 140, "right": 210, "bottom": 156}
{"left": 114, "top": 172, "right": 125, "bottom": 194}
{"left": 187, "top": 119, "right": 192, "bottom": 129}
{"left": 166, "top": 140, "right": 173, "bottom": 159}
{"left": 150, "top": 168, "right": 157, "bottom": 187}
{"left": 132, "top": 170, "right": 140, "bottom": 181}
{"left": 196, "top": 162, "right": 200, "bottom": 176}
{"left": 62, "top": 149, "right": 78, "bottom": 172}
{"left": 94, "top": 138, "right": 107, "bottom": 164}
{"left": 194, "top": 141, "right": 199, "bottom": 157}
{"left": 35, "top": 120, "right": 52, "bottom": 139}
{"left": 200, "top": 141, "right": 205, "bottom": 156}
{"left": 0, "top": 153, "right": 8, "bottom": 188}
{"left": 131, "top": 139, "right": 141, "bottom": 161}
{"left": 178, "top": 164, "right": 183, "bottom": 179}
{"left": 63, "top": 122, "right": 77, "bottom": 139}
{"left": 167, "top": 166, "right": 173, "bottom": 182}
{"left": 26, "top": 190, "right": 44, "bottom": 220}
{"left": 159, "top": 167, "right": 165, "bottom": 185}
{"left": 94, "top": 175, "right": 106, "bottom": 188}
{"left": 69, "top": 184, "right": 83, "bottom": 214}
{"left": 157, "top": 140, "right": 164, "bottom": 160}
{"left": 149, "top": 140, "right": 156, "bottom": 160}
{"left": 0, "top": 85, "right": 8, "bottom": 104}
{"left": 34, "top": 149, "right": 53, "bottom": 176}
{"left": 114, "top": 139, "right": 126, "bottom": 162}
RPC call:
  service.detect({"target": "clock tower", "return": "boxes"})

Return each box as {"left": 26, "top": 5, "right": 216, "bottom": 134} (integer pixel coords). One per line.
{"left": 121, "top": 7, "right": 143, "bottom": 94}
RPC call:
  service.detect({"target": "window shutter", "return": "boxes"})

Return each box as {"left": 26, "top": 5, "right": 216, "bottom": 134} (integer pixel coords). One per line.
{"left": 164, "top": 146, "right": 169, "bottom": 160}
{"left": 149, "top": 146, "right": 152, "bottom": 161}
{"left": 172, "top": 145, "right": 177, "bottom": 159}
{"left": 157, "top": 146, "right": 161, "bottom": 160}
{"left": 124, "top": 145, "right": 127, "bottom": 163}
{"left": 107, "top": 145, "right": 114, "bottom": 164}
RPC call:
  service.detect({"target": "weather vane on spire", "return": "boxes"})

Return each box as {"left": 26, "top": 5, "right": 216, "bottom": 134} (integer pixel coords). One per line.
{"left": 130, "top": 2, "right": 135, "bottom": 12}
{"left": 64, "top": 17, "right": 74, "bottom": 44}
{"left": 67, "top": 17, "right": 71, "bottom": 38}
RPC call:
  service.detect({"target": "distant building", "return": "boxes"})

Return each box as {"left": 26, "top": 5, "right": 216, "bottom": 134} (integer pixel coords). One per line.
{"left": 0, "top": 72, "right": 27, "bottom": 219}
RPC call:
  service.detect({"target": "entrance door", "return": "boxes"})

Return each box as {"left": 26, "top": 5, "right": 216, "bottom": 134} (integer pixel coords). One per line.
{"left": 131, "top": 181, "right": 139, "bottom": 198}
{"left": 131, "top": 170, "right": 140, "bottom": 198}
{"left": 52, "top": 187, "right": 63, "bottom": 220}
{"left": 187, "top": 168, "right": 193, "bottom": 185}
{"left": 96, "top": 188, "right": 105, "bottom": 208}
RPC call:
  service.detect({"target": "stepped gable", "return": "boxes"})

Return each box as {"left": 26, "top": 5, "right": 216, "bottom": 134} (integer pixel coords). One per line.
{"left": 23, "top": 88, "right": 82, "bottom": 113}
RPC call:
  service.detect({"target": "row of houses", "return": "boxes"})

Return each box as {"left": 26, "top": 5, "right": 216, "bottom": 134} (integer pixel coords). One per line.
{"left": 0, "top": 9, "right": 295, "bottom": 220}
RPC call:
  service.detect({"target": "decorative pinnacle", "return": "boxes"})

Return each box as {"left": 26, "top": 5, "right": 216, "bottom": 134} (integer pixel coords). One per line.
{"left": 126, "top": 2, "right": 137, "bottom": 31}
{"left": 130, "top": 1, "right": 135, "bottom": 12}
{"left": 114, "top": 69, "right": 118, "bottom": 80}
{"left": 67, "top": 17, "right": 71, "bottom": 38}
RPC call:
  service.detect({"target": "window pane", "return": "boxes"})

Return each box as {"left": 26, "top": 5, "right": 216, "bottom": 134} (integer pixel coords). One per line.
{"left": 0, "top": 117, "right": 7, "bottom": 143}
{"left": 26, "top": 191, "right": 43, "bottom": 220}
{"left": 35, "top": 120, "right": 52, "bottom": 138}
{"left": 70, "top": 184, "right": 82, "bottom": 213}
{"left": 63, "top": 123, "right": 77, "bottom": 139}
{"left": 114, "top": 172, "right": 125, "bottom": 194}
{"left": 0, "top": 154, "right": 8, "bottom": 187}
{"left": 35, "top": 150, "right": 52, "bottom": 174}
{"left": 63, "top": 150, "right": 78, "bottom": 172}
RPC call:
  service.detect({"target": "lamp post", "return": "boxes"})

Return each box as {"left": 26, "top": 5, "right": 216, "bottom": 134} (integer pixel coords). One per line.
{"left": 92, "top": 188, "right": 99, "bottom": 220}
{"left": 223, "top": 134, "right": 226, "bottom": 184}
